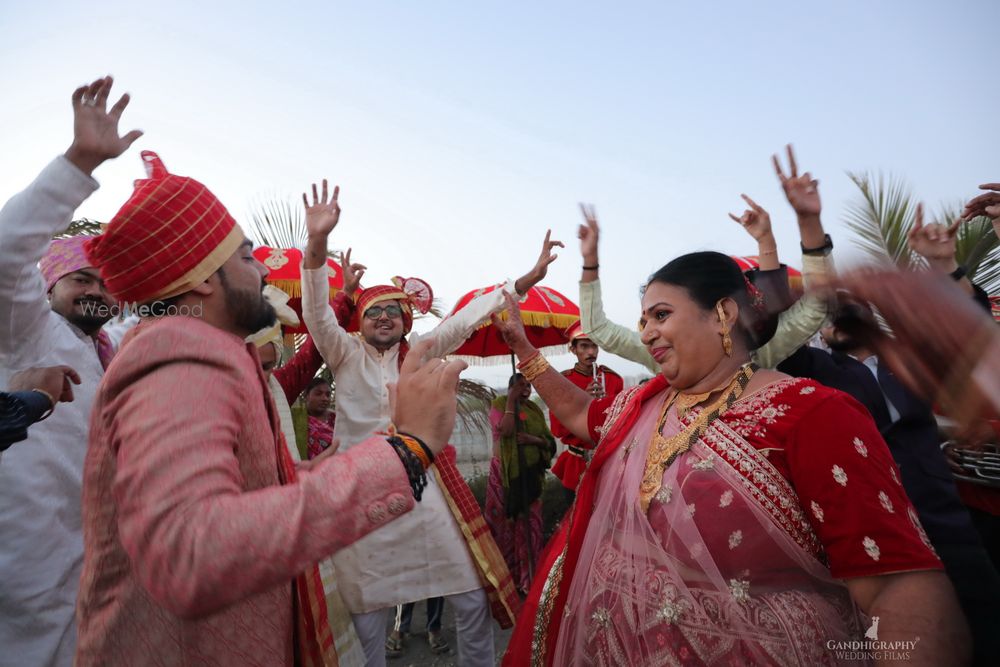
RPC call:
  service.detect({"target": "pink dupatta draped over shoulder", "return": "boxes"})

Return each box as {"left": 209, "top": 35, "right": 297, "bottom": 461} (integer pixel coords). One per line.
{"left": 552, "top": 385, "right": 865, "bottom": 666}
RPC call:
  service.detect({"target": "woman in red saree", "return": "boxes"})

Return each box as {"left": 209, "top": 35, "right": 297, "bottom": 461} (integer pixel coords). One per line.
{"left": 494, "top": 252, "right": 969, "bottom": 666}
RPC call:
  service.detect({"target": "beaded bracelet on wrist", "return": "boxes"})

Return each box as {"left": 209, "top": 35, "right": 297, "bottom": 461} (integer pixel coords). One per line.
{"left": 397, "top": 431, "right": 435, "bottom": 467}
{"left": 386, "top": 436, "right": 428, "bottom": 501}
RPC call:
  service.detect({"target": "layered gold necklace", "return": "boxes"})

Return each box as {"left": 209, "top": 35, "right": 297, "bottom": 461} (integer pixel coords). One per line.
{"left": 638, "top": 363, "right": 756, "bottom": 513}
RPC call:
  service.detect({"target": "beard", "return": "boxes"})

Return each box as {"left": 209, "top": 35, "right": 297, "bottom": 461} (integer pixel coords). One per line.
{"left": 59, "top": 297, "right": 113, "bottom": 333}
{"left": 220, "top": 273, "right": 276, "bottom": 335}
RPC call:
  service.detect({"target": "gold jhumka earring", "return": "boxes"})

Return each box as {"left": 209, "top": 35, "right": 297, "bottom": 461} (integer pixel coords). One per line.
{"left": 716, "top": 301, "right": 733, "bottom": 357}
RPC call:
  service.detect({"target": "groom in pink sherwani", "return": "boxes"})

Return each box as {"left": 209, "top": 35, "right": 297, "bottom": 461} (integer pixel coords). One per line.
{"left": 71, "top": 77, "right": 468, "bottom": 667}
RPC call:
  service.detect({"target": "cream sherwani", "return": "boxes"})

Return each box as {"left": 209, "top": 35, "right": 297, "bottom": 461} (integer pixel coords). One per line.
{"left": 302, "top": 267, "right": 513, "bottom": 612}
{"left": 0, "top": 157, "right": 105, "bottom": 667}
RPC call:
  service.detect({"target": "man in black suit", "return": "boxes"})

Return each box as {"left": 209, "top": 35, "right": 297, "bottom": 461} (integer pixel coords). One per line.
{"left": 779, "top": 297, "right": 1000, "bottom": 664}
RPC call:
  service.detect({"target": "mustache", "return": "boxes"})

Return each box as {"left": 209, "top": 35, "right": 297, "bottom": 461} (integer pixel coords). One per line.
{"left": 74, "top": 297, "right": 105, "bottom": 305}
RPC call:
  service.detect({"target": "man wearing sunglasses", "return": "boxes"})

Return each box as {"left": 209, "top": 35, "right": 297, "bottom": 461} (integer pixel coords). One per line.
{"left": 300, "top": 179, "right": 560, "bottom": 667}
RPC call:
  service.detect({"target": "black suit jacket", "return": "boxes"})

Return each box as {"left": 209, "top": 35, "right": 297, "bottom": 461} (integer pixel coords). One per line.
{"left": 779, "top": 346, "right": 980, "bottom": 547}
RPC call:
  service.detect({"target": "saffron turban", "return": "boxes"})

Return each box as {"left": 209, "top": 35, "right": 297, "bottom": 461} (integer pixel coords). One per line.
{"left": 84, "top": 151, "right": 244, "bottom": 304}
{"left": 40, "top": 237, "right": 94, "bottom": 292}
{"left": 355, "top": 277, "right": 434, "bottom": 335}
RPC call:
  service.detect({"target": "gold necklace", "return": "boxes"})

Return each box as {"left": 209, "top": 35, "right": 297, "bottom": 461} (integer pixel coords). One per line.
{"left": 638, "top": 364, "right": 756, "bottom": 513}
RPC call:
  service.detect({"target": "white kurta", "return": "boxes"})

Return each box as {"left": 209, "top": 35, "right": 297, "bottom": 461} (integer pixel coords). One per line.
{"left": 302, "top": 266, "right": 512, "bottom": 612}
{"left": 0, "top": 157, "right": 106, "bottom": 667}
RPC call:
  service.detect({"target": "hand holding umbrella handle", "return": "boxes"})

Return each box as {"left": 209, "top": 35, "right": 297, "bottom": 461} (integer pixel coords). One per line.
{"left": 491, "top": 291, "right": 538, "bottom": 361}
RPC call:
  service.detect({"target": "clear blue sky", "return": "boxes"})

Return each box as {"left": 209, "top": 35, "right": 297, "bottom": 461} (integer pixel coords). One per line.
{"left": 1, "top": 0, "right": 996, "bottom": 384}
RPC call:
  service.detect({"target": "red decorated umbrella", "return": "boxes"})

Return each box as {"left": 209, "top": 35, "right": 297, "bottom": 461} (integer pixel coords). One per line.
{"left": 254, "top": 246, "right": 344, "bottom": 334}
{"left": 447, "top": 283, "right": 580, "bottom": 363}
{"left": 730, "top": 255, "right": 804, "bottom": 293}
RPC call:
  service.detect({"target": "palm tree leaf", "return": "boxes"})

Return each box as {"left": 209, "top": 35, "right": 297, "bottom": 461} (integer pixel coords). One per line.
{"left": 455, "top": 379, "right": 496, "bottom": 433}
{"left": 844, "top": 172, "right": 920, "bottom": 268}
{"left": 246, "top": 197, "right": 306, "bottom": 249}
{"left": 954, "top": 215, "right": 1000, "bottom": 293}
{"left": 55, "top": 218, "right": 103, "bottom": 239}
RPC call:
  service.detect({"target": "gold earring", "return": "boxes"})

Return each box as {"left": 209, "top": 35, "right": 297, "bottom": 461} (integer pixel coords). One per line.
{"left": 716, "top": 302, "right": 733, "bottom": 357}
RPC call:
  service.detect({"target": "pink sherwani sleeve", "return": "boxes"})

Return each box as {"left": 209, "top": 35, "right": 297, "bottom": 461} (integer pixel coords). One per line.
{"left": 110, "top": 343, "right": 414, "bottom": 619}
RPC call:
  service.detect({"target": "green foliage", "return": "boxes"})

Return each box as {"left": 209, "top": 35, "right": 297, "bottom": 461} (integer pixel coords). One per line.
{"left": 956, "top": 215, "right": 1000, "bottom": 294}
{"left": 844, "top": 172, "right": 919, "bottom": 268}
{"left": 845, "top": 173, "right": 1000, "bottom": 294}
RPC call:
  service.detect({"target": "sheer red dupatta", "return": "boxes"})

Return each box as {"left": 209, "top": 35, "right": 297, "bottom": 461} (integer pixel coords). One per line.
{"left": 502, "top": 376, "right": 667, "bottom": 666}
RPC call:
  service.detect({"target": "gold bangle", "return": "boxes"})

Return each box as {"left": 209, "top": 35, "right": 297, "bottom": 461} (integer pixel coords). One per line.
{"left": 518, "top": 352, "right": 551, "bottom": 382}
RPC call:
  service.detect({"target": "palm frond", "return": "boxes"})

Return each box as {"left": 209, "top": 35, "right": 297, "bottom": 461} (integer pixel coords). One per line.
{"left": 246, "top": 197, "right": 306, "bottom": 249}
{"left": 455, "top": 379, "right": 496, "bottom": 433}
{"left": 954, "top": 214, "right": 1000, "bottom": 294}
{"left": 55, "top": 218, "right": 103, "bottom": 239}
{"left": 844, "top": 172, "right": 920, "bottom": 268}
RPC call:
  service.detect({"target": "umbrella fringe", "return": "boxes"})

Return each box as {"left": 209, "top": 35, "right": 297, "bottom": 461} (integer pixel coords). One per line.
{"left": 263, "top": 279, "right": 340, "bottom": 300}
{"left": 469, "top": 311, "right": 579, "bottom": 330}
{"left": 448, "top": 344, "right": 569, "bottom": 367}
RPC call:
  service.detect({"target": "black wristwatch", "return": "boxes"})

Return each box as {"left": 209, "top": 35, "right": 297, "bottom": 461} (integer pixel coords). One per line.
{"left": 801, "top": 234, "right": 834, "bottom": 256}
{"left": 949, "top": 265, "right": 967, "bottom": 281}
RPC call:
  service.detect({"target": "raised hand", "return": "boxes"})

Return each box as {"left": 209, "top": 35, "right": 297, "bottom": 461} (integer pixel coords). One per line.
{"left": 962, "top": 183, "right": 1000, "bottom": 221}
{"left": 303, "top": 179, "right": 341, "bottom": 238}
{"left": 578, "top": 203, "right": 600, "bottom": 263}
{"left": 773, "top": 144, "right": 821, "bottom": 218}
{"left": 339, "top": 247, "right": 367, "bottom": 296}
{"left": 907, "top": 203, "right": 962, "bottom": 269}
{"left": 65, "top": 76, "right": 143, "bottom": 176}
{"left": 389, "top": 339, "right": 468, "bottom": 456}
{"left": 515, "top": 229, "right": 564, "bottom": 294}
{"left": 729, "top": 194, "right": 773, "bottom": 242}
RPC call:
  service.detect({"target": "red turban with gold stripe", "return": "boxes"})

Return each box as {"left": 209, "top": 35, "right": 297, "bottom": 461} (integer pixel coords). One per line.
{"left": 355, "top": 277, "right": 434, "bottom": 334}
{"left": 84, "top": 151, "right": 244, "bottom": 304}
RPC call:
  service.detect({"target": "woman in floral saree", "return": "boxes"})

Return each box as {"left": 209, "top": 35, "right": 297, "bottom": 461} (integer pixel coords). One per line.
{"left": 494, "top": 252, "right": 969, "bottom": 666}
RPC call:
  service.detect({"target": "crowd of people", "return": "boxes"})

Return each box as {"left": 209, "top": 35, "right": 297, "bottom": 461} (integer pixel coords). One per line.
{"left": 1, "top": 75, "right": 999, "bottom": 667}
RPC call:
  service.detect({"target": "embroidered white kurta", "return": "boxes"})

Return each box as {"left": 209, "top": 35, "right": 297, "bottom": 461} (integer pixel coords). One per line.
{"left": 0, "top": 156, "right": 105, "bottom": 667}
{"left": 302, "top": 266, "right": 513, "bottom": 612}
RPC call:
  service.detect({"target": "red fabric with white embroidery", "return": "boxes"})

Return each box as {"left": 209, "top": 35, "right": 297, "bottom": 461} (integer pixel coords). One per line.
{"left": 588, "top": 376, "right": 942, "bottom": 580}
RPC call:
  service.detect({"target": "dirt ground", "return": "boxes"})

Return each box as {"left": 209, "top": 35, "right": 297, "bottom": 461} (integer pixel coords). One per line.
{"left": 383, "top": 600, "right": 513, "bottom": 666}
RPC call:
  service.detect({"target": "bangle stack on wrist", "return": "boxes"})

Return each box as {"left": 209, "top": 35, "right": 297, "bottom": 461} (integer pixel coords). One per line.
{"left": 518, "top": 351, "right": 551, "bottom": 382}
